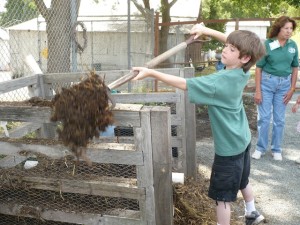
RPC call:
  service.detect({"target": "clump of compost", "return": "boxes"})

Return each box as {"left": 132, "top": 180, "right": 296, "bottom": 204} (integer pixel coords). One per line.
{"left": 50, "top": 71, "right": 114, "bottom": 163}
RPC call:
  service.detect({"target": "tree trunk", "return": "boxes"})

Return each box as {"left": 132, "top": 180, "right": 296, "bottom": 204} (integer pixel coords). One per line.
{"left": 34, "top": 0, "right": 80, "bottom": 73}
{"left": 159, "top": 0, "right": 177, "bottom": 67}
{"left": 196, "top": 1, "right": 202, "bottom": 22}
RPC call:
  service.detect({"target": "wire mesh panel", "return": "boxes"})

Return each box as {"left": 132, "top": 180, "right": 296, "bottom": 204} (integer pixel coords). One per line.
{"left": 0, "top": 102, "right": 173, "bottom": 225}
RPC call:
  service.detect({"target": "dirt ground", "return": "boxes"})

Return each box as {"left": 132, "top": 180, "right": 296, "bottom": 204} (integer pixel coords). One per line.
{"left": 173, "top": 94, "right": 257, "bottom": 225}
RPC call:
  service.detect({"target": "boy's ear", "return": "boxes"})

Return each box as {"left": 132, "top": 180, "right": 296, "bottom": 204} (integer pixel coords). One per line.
{"left": 241, "top": 55, "right": 251, "bottom": 64}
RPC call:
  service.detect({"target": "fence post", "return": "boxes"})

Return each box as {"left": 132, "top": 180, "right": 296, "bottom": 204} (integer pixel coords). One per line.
{"left": 150, "top": 106, "right": 173, "bottom": 225}
{"left": 181, "top": 67, "right": 196, "bottom": 179}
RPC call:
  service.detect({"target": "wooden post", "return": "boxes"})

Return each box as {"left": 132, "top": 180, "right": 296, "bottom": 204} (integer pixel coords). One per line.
{"left": 181, "top": 67, "right": 196, "bottom": 179}
{"left": 154, "top": 12, "right": 160, "bottom": 92}
{"left": 135, "top": 106, "right": 156, "bottom": 224}
{"left": 150, "top": 106, "right": 173, "bottom": 225}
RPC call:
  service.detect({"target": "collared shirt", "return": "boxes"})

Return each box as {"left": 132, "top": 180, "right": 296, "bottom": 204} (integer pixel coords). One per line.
{"left": 186, "top": 68, "right": 251, "bottom": 156}
{"left": 256, "top": 38, "right": 299, "bottom": 77}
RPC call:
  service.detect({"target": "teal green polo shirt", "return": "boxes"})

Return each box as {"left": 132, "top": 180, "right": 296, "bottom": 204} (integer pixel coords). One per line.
{"left": 256, "top": 38, "right": 299, "bottom": 77}
{"left": 186, "top": 69, "right": 251, "bottom": 157}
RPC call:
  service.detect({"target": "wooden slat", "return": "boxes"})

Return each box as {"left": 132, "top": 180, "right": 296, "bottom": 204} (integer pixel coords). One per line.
{"left": 102, "top": 214, "right": 141, "bottom": 225}
{"left": 0, "top": 104, "right": 142, "bottom": 127}
{"left": 135, "top": 107, "right": 156, "bottom": 224}
{"left": 3, "top": 122, "right": 41, "bottom": 138}
{"left": 0, "top": 75, "right": 38, "bottom": 94}
{"left": 43, "top": 72, "right": 87, "bottom": 83}
{"left": 112, "top": 92, "right": 180, "bottom": 104}
{"left": 0, "top": 203, "right": 141, "bottom": 225}
{"left": 8, "top": 176, "right": 145, "bottom": 200}
{"left": 150, "top": 106, "right": 173, "bottom": 225}
{"left": 0, "top": 141, "right": 144, "bottom": 165}
{"left": 182, "top": 68, "right": 197, "bottom": 178}
{"left": 0, "top": 106, "right": 52, "bottom": 123}
{"left": 0, "top": 155, "right": 27, "bottom": 168}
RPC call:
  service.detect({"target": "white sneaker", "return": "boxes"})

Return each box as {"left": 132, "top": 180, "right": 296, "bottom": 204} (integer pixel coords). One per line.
{"left": 272, "top": 152, "right": 282, "bottom": 161}
{"left": 251, "top": 150, "right": 264, "bottom": 159}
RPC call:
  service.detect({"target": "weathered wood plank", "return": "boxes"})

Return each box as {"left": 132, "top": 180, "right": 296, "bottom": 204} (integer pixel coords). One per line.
{"left": 0, "top": 203, "right": 141, "bottom": 225}
{"left": 0, "top": 75, "right": 38, "bottom": 94}
{"left": 0, "top": 155, "right": 27, "bottom": 168}
{"left": 0, "top": 106, "right": 52, "bottom": 123}
{"left": 150, "top": 106, "right": 173, "bottom": 225}
{"left": 176, "top": 87, "right": 187, "bottom": 174}
{"left": 135, "top": 107, "right": 156, "bottom": 224}
{"left": 0, "top": 141, "right": 143, "bottom": 165}
{"left": 0, "top": 104, "right": 142, "bottom": 127}
{"left": 112, "top": 92, "right": 180, "bottom": 103}
{"left": 182, "top": 67, "right": 196, "bottom": 178}
{"left": 9, "top": 176, "right": 144, "bottom": 200}
{"left": 102, "top": 214, "right": 141, "bottom": 225}
{"left": 2, "top": 122, "right": 41, "bottom": 138}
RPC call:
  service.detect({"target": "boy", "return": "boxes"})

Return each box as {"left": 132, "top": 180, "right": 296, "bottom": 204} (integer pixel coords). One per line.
{"left": 132, "top": 24, "right": 265, "bottom": 225}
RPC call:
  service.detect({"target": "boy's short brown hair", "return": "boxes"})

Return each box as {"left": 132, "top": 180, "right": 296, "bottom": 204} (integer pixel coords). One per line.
{"left": 227, "top": 30, "right": 265, "bottom": 72}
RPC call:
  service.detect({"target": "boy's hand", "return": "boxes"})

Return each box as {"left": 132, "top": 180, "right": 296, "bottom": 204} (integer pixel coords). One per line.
{"left": 190, "top": 23, "right": 207, "bottom": 40}
{"left": 132, "top": 67, "right": 151, "bottom": 80}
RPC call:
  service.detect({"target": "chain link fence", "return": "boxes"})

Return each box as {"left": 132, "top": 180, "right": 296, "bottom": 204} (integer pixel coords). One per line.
{"left": 0, "top": 1, "right": 154, "bottom": 102}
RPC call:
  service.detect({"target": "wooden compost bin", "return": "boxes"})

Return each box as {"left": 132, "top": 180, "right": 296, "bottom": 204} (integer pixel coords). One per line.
{"left": 31, "top": 67, "right": 195, "bottom": 177}
{"left": 0, "top": 103, "right": 173, "bottom": 225}
{"left": 0, "top": 67, "right": 196, "bottom": 224}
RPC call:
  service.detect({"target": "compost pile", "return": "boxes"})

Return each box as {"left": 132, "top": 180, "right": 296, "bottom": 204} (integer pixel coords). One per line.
{"left": 50, "top": 71, "right": 114, "bottom": 162}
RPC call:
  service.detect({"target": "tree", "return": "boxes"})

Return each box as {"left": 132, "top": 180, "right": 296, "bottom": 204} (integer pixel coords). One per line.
{"left": 159, "top": 0, "right": 177, "bottom": 56}
{"left": 131, "top": 0, "right": 178, "bottom": 58}
{"left": 33, "top": 0, "right": 81, "bottom": 73}
{"left": 0, "top": 0, "right": 39, "bottom": 27}
{"left": 287, "top": 0, "right": 300, "bottom": 7}
{"left": 201, "top": 0, "right": 225, "bottom": 51}
{"left": 217, "top": 0, "right": 283, "bottom": 18}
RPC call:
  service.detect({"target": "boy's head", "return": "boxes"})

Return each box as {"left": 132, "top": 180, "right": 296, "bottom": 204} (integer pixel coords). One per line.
{"left": 226, "top": 30, "right": 265, "bottom": 72}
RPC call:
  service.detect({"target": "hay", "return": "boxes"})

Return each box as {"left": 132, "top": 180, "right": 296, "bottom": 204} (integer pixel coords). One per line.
{"left": 173, "top": 174, "right": 245, "bottom": 225}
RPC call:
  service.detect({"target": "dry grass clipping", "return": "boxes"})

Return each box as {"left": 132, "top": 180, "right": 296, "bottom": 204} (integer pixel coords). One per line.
{"left": 173, "top": 174, "right": 245, "bottom": 225}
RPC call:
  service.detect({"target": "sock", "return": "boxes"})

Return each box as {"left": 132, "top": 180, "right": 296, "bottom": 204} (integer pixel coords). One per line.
{"left": 245, "top": 199, "right": 256, "bottom": 215}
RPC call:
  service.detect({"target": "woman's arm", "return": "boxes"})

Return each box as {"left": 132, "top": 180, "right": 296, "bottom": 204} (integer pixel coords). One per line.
{"left": 254, "top": 67, "right": 263, "bottom": 104}
{"left": 284, "top": 67, "right": 298, "bottom": 104}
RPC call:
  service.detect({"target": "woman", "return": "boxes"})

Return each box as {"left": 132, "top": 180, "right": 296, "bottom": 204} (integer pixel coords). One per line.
{"left": 252, "top": 16, "right": 299, "bottom": 161}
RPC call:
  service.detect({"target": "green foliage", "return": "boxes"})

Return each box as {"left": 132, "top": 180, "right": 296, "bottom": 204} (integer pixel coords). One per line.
{"left": 286, "top": 0, "right": 300, "bottom": 7}
{"left": 218, "top": 0, "right": 282, "bottom": 18}
{"left": 201, "top": 0, "right": 226, "bottom": 51}
{"left": 0, "top": 0, "right": 39, "bottom": 27}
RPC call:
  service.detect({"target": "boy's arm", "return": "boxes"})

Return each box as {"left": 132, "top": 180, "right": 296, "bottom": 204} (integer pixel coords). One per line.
{"left": 132, "top": 67, "right": 187, "bottom": 90}
{"left": 190, "top": 23, "right": 227, "bottom": 43}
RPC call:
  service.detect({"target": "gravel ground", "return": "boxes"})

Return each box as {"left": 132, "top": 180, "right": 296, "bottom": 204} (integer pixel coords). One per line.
{"left": 196, "top": 93, "right": 300, "bottom": 225}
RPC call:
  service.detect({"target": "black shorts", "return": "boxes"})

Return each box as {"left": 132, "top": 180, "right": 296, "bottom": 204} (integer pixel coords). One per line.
{"left": 208, "top": 143, "right": 251, "bottom": 202}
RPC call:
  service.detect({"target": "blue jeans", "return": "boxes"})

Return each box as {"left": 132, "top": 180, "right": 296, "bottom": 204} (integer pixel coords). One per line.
{"left": 256, "top": 71, "right": 291, "bottom": 153}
